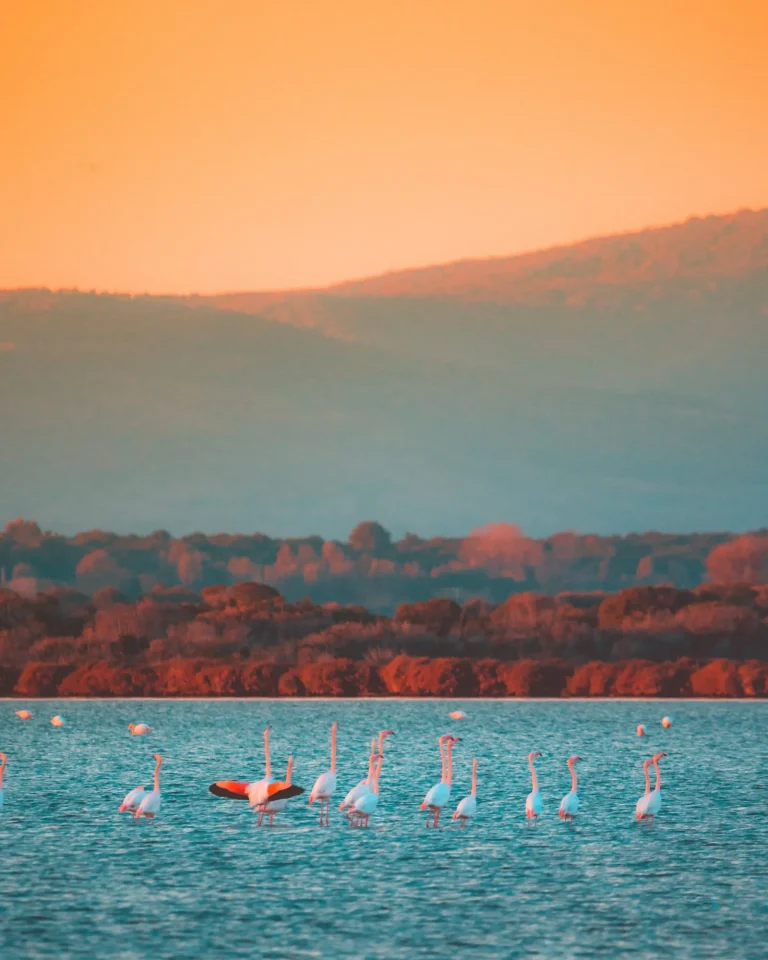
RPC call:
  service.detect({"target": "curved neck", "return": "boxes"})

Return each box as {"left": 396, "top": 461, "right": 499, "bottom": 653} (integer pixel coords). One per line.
{"left": 653, "top": 760, "right": 661, "bottom": 792}
{"left": 471, "top": 758, "right": 477, "bottom": 796}
{"left": 529, "top": 757, "right": 538, "bottom": 793}
{"left": 366, "top": 739, "right": 376, "bottom": 782}
{"left": 264, "top": 729, "right": 271, "bottom": 779}
{"left": 643, "top": 760, "right": 651, "bottom": 794}
{"left": 378, "top": 730, "right": 389, "bottom": 757}
{"left": 568, "top": 759, "right": 577, "bottom": 793}
{"left": 285, "top": 756, "right": 293, "bottom": 786}
{"left": 439, "top": 738, "right": 447, "bottom": 782}
{"left": 330, "top": 723, "right": 337, "bottom": 772}
{"left": 153, "top": 760, "right": 161, "bottom": 792}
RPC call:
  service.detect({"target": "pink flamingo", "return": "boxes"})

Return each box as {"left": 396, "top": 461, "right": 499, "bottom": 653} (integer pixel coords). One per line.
{"left": 420, "top": 735, "right": 459, "bottom": 827}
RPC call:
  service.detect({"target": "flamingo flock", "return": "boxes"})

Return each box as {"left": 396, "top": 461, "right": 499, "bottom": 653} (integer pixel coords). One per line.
{"left": 2, "top": 710, "right": 675, "bottom": 829}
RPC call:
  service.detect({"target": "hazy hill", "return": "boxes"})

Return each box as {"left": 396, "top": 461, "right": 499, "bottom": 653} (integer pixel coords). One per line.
{"left": 1, "top": 210, "right": 767, "bottom": 535}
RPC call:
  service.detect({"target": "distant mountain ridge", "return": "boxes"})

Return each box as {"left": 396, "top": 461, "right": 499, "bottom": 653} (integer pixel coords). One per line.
{"left": 1, "top": 209, "right": 767, "bottom": 537}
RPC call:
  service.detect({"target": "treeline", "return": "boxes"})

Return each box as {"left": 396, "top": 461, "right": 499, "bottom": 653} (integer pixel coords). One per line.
{"left": 1, "top": 574, "right": 767, "bottom": 697}
{"left": 3, "top": 518, "right": 768, "bottom": 613}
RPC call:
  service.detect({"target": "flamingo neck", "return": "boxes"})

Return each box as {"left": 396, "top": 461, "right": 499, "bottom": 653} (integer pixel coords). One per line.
{"left": 529, "top": 757, "right": 538, "bottom": 793}
{"left": 446, "top": 743, "right": 454, "bottom": 786}
{"left": 373, "top": 753, "right": 383, "bottom": 794}
{"left": 439, "top": 737, "right": 447, "bottom": 783}
{"left": 366, "top": 739, "right": 376, "bottom": 783}
{"left": 643, "top": 760, "right": 651, "bottom": 795}
{"left": 264, "top": 729, "right": 272, "bottom": 779}
{"left": 568, "top": 759, "right": 577, "bottom": 793}
{"left": 153, "top": 760, "right": 161, "bottom": 792}
{"left": 285, "top": 756, "right": 293, "bottom": 786}
{"left": 330, "top": 723, "right": 337, "bottom": 773}
{"left": 653, "top": 760, "right": 661, "bottom": 792}
{"left": 471, "top": 758, "right": 477, "bottom": 796}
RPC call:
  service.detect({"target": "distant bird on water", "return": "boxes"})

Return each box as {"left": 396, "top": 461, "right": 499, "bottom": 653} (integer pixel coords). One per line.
{"left": 128, "top": 722, "right": 152, "bottom": 736}
{"left": 51, "top": 715, "right": 65, "bottom": 727}
{"left": 661, "top": 716, "right": 672, "bottom": 729}
{"left": 525, "top": 751, "right": 543, "bottom": 824}
{"left": 636, "top": 724, "right": 646, "bottom": 736}
{"left": 15, "top": 710, "right": 33, "bottom": 721}
{"left": 449, "top": 710, "right": 468, "bottom": 720}
{"left": 558, "top": 756, "right": 582, "bottom": 824}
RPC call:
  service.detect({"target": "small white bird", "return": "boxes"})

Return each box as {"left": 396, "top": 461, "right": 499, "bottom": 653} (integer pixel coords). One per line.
{"left": 128, "top": 722, "right": 153, "bottom": 736}
{"left": 309, "top": 721, "right": 338, "bottom": 826}
{"left": 525, "top": 751, "right": 543, "bottom": 824}
{"left": 636, "top": 724, "right": 646, "bottom": 736}
{"left": 136, "top": 755, "right": 162, "bottom": 821}
{"left": 453, "top": 758, "right": 478, "bottom": 827}
{"left": 15, "top": 709, "right": 33, "bottom": 720}
{"left": 449, "top": 710, "right": 468, "bottom": 720}
{"left": 661, "top": 716, "right": 672, "bottom": 729}
{"left": 50, "top": 715, "right": 65, "bottom": 727}
{"left": 119, "top": 785, "right": 145, "bottom": 816}
{"left": 558, "top": 756, "right": 582, "bottom": 824}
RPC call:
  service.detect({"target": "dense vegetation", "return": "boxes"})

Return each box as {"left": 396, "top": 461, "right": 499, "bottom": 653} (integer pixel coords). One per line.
{"left": 2, "top": 519, "right": 767, "bottom": 697}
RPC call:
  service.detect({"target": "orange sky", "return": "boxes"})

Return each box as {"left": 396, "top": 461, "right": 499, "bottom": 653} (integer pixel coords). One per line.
{"left": 1, "top": 0, "right": 766, "bottom": 293}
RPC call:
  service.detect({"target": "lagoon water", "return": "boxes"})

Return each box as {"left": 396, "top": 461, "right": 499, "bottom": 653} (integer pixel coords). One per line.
{"left": 1, "top": 699, "right": 766, "bottom": 959}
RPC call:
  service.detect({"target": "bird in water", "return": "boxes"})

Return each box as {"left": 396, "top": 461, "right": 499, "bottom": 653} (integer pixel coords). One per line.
{"left": 449, "top": 710, "right": 468, "bottom": 720}
{"left": 643, "top": 752, "right": 666, "bottom": 824}
{"left": 309, "top": 722, "right": 338, "bottom": 826}
{"left": 661, "top": 716, "right": 672, "bottom": 729}
{"left": 136, "top": 755, "right": 163, "bottom": 821}
{"left": 51, "top": 715, "right": 65, "bottom": 727}
{"left": 636, "top": 724, "right": 646, "bottom": 737}
{"left": 340, "top": 730, "right": 394, "bottom": 818}
{"left": 349, "top": 750, "right": 384, "bottom": 827}
{"left": 420, "top": 735, "right": 459, "bottom": 827}
{"left": 525, "top": 751, "right": 543, "bottom": 824}
{"left": 128, "top": 722, "right": 152, "bottom": 736}
{"left": 453, "top": 757, "right": 478, "bottom": 827}
{"left": 119, "top": 785, "right": 145, "bottom": 816}
{"left": 635, "top": 757, "right": 653, "bottom": 822}
{"left": 558, "top": 756, "right": 583, "bottom": 824}
{"left": 15, "top": 710, "right": 33, "bottom": 721}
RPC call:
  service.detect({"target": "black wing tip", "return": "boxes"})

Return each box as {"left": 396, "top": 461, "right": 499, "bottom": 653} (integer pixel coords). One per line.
{"left": 269, "top": 784, "right": 305, "bottom": 802}
{"left": 209, "top": 783, "right": 250, "bottom": 800}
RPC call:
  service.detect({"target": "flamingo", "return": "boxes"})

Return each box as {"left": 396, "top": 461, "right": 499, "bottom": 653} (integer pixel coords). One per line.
{"left": 645, "top": 752, "right": 666, "bottom": 823}
{"left": 340, "top": 730, "right": 395, "bottom": 815}
{"left": 449, "top": 710, "right": 468, "bottom": 720}
{"left": 453, "top": 758, "right": 478, "bottom": 827}
{"left": 309, "top": 721, "right": 338, "bottom": 826}
{"left": 51, "top": 715, "right": 65, "bottom": 727}
{"left": 558, "top": 756, "right": 583, "bottom": 824}
{"left": 136, "top": 755, "right": 162, "bottom": 821}
{"left": 635, "top": 757, "right": 653, "bottom": 822}
{"left": 250, "top": 755, "right": 303, "bottom": 825}
{"left": 636, "top": 724, "right": 646, "bottom": 736}
{"left": 661, "top": 716, "right": 672, "bottom": 729}
{"left": 15, "top": 709, "right": 32, "bottom": 720}
{"left": 525, "top": 751, "right": 543, "bottom": 824}
{"left": 128, "top": 722, "right": 152, "bottom": 736}
{"left": 261, "top": 756, "right": 297, "bottom": 825}
{"left": 420, "top": 735, "right": 459, "bottom": 827}
{"left": 119, "top": 785, "right": 145, "bottom": 816}
{"left": 0, "top": 752, "right": 6, "bottom": 808}
{"left": 350, "top": 751, "right": 383, "bottom": 827}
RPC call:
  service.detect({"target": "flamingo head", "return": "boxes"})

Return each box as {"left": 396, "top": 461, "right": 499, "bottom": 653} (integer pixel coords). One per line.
{"left": 264, "top": 724, "right": 272, "bottom": 734}
{"left": 153, "top": 754, "right": 163, "bottom": 765}
{"left": 128, "top": 723, "right": 135, "bottom": 732}
{"left": 449, "top": 736, "right": 461, "bottom": 745}
{"left": 528, "top": 750, "right": 542, "bottom": 761}
{"left": 379, "top": 729, "right": 395, "bottom": 739}
{"left": 568, "top": 756, "right": 583, "bottom": 763}
{"left": 438, "top": 734, "right": 452, "bottom": 745}
{"left": 652, "top": 752, "right": 666, "bottom": 762}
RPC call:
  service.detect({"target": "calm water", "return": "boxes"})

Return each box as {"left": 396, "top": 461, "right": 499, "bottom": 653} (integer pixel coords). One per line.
{"left": 1, "top": 699, "right": 766, "bottom": 959}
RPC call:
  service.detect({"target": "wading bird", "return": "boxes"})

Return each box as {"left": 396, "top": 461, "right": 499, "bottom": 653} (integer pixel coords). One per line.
{"left": 51, "top": 715, "right": 65, "bottom": 727}
{"left": 341, "top": 729, "right": 394, "bottom": 817}
{"left": 136, "top": 755, "right": 163, "bottom": 821}
{"left": 453, "top": 758, "right": 478, "bottom": 827}
{"left": 350, "top": 751, "right": 383, "bottom": 827}
{"left": 128, "top": 722, "right": 152, "bottom": 736}
{"left": 260, "top": 756, "right": 297, "bottom": 826}
{"left": 558, "top": 756, "right": 582, "bottom": 824}
{"left": 309, "top": 722, "right": 338, "bottom": 826}
{"left": 635, "top": 757, "right": 653, "bottom": 822}
{"left": 644, "top": 752, "right": 666, "bottom": 823}
{"left": 420, "top": 735, "right": 459, "bottom": 827}
{"left": 119, "top": 785, "right": 145, "bottom": 816}
{"left": 525, "top": 751, "right": 543, "bottom": 824}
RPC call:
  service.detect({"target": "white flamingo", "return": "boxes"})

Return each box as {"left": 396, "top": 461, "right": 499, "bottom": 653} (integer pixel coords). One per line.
{"left": 119, "top": 785, "right": 145, "bottom": 816}
{"left": 644, "top": 752, "right": 666, "bottom": 823}
{"left": 420, "top": 734, "right": 459, "bottom": 827}
{"left": 128, "top": 722, "right": 152, "bottom": 736}
{"left": 525, "top": 751, "right": 543, "bottom": 824}
{"left": 15, "top": 710, "right": 32, "bottom": 721}
{"left": 350, "top": 750, "right": 383, "bottom": 827}
{"left": 309, "top": 721, "right": 338, "bottom": 826}
{"left": 136, "top": 755, "right": 162, "bottom": 821}
{"left": 453, "top": 758, "right": 478, "bottom": 827}
{"left": 635, "top": 757, "right": 653, "bottom": 821}
{"left": 0, "top": 752, "right": 6, "bottom": 808}
{"left": 558, "top": 756, "right": 583, "bottom": 824}
{"left": 261, "top": 756, "right": 296, "bottom": 825}
{"left": 340, "top": 730, "right": 395, "bottom": 815}
{"left": 246, "top": 725, "right": 275, "bottom": 812}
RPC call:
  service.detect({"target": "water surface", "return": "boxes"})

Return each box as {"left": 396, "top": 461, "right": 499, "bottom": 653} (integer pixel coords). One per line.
{"left": 1, "top": 699, "right": 766, "bottom": 959}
